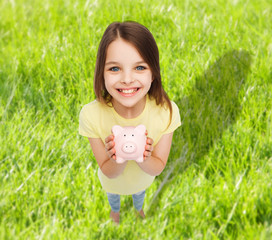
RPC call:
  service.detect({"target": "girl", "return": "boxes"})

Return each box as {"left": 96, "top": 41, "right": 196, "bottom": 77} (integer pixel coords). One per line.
{"left": 79, "top": 21, "right": 181, "bottom": 224}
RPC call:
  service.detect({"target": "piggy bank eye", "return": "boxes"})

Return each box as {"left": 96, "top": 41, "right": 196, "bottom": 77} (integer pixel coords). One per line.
{"left": 124, "top": 134, "right": 126, "bottom": 137}
{"left": 132, "top": 134, "right": 134, "bottom": 137}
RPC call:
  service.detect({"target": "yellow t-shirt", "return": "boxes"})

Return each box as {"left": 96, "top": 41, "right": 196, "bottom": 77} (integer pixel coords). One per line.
{"left": 79, "top": 96, "right": 181, "bottom": 195}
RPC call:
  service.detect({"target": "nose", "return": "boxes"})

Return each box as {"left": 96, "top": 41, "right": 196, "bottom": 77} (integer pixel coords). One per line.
{"left": 121, "top": 70, "right": 134, "bottom": 84}
{"left": 122, "top": 142, "right": 137, "bottom": 153}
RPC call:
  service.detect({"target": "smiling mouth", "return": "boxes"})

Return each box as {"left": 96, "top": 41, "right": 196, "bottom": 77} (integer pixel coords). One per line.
{"left": 117, "top": 88, "right": 140, "bottom": 94}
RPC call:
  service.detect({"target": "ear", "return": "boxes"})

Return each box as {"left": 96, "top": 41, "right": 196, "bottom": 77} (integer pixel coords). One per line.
{"left": 134, "top": 124, "right": 146, "bottom": 134}
{"left": 112, "top": 125, "right": 124, "bottom": 136}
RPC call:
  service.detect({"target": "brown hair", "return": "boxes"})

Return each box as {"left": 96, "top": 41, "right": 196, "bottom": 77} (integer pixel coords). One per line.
{"left": 94, "top": 21, "right": 172, "bottom": 121}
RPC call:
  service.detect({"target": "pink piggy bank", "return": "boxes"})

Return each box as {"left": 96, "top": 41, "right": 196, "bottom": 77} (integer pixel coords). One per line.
{"left": 112, "top": 125, "right": 147, "bottom": 164}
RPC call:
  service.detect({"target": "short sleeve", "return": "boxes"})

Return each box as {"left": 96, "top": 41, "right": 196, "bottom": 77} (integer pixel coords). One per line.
{"left": 162, "top": 101, "right": 181, "bottom": 134}
{"left": 78, "top": 106, "right": 99, "bottom": 138}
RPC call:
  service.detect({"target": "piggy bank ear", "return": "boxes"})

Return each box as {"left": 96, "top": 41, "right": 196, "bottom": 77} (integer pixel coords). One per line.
{"left": 134, "top": 124, "right": 146, "bottom": 134}
{"left": 112, "top": 125, "right": 123, "bottom": 136}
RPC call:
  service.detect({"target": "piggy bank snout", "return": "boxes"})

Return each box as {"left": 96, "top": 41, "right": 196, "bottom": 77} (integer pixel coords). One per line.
{"left": 122, "top": 142, "right": 137, "bottom": 153}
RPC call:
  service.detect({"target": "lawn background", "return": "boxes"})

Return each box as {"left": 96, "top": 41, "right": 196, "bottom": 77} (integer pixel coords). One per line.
{"left": 0, "top": 0, "right": 272, "bottom": 239}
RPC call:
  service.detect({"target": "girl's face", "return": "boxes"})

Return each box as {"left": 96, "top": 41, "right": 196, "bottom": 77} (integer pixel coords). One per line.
{"left": 104, "top": 38, "right": 153, "bottom": 117}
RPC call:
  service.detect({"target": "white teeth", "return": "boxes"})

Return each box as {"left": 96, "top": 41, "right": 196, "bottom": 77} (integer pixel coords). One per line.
{"left": 119, "top": 88, "right": 138, "bottom": 94}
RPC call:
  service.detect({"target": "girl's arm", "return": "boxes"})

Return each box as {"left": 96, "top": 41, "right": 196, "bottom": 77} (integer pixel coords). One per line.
{"left": 137, "top": 132, "right": 174, "bottom": 176}
{"left": 88, "top": 136, "right": 127, "bottom": 179}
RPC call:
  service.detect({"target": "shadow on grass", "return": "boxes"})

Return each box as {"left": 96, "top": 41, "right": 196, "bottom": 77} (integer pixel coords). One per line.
{"left": 148, "top": 49, "right": 252, "bottom": 214}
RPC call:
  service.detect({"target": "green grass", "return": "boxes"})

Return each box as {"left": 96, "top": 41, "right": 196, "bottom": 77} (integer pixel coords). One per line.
{"left": 1, "top": 0, "right": 272, "bottom": 239}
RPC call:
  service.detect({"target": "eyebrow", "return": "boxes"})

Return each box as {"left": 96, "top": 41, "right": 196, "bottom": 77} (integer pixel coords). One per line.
{"left": 105, "top": 61, "right": 147, "bottom": 66}
{"left": 105, "top": 61, "right": 119, "bottom": 66}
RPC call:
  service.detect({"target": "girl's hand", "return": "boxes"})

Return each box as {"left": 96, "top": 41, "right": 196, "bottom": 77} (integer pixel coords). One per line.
{"left": 144, "top": 130, "right": 154, "bottom": 160}
{"left": 105, "top": 134, "right": 116, "bottom": 161}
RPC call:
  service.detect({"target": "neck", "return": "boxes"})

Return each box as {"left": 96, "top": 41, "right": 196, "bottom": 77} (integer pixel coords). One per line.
{"left": 112, "top": 96, "right": 146, "bottom": 119}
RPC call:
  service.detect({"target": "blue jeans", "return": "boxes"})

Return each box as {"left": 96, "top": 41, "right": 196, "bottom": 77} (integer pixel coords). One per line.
{"left": 107, "top": 190, "right": 146, "bottom": 212}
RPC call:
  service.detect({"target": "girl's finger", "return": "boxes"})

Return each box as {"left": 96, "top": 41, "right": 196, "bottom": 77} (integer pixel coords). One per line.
{"left": 105, "top": 135, "right": 114, "bottom": 143}
{"left": 144, "top": 150, "right": 151, "bottom": 158}
{"left": 145, "top": 144, "right": 153, "bottom": 152}
{"left": 107, "top": 149, "right": 116, "bottom": 158}
{"left": 105, "top": 141, "right": 115, "bottom": 151}
{"left": 146, "top": 137, "right": 153, "bottom": 145}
